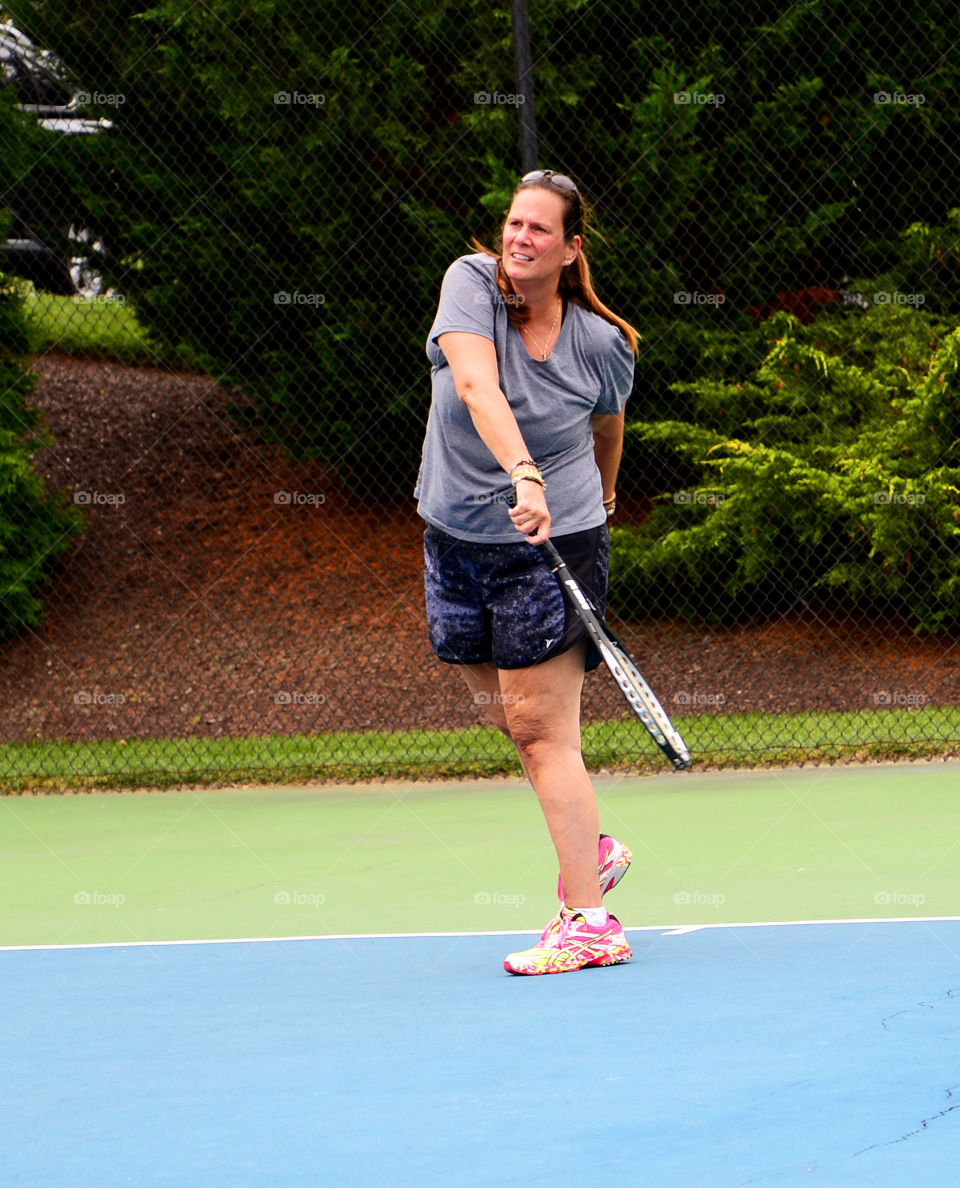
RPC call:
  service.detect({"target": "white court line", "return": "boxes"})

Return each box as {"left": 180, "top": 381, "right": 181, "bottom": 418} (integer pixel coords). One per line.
{"left": 2, "top": 915, "right": 959, "bottom": 953}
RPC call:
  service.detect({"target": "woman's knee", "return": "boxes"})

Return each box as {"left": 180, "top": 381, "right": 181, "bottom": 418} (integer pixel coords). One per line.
{"left": 503, "top": 700, "right": 556, "bottom": 756}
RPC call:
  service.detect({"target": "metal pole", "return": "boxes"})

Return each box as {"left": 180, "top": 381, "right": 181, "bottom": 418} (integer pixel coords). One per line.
{"left": 511, "top": 0, "right": 538, "bottom": 172}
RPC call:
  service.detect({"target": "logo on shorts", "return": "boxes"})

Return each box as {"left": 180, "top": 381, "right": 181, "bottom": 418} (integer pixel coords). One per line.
{"left": 543, "top": 638, "right": 557, "bottom": 649}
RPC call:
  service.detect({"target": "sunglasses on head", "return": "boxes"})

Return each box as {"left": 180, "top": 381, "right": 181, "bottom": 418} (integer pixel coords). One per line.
{"left": 520, "top": 169, "right": 579, "bottom": 196}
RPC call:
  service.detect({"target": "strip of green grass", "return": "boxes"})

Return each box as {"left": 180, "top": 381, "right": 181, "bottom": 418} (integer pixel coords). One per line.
{"left": 2, "top": 707, "right": 959, "bottom": 793}
{"left": 23, "top": 290, "right": 196, "bottom": 368}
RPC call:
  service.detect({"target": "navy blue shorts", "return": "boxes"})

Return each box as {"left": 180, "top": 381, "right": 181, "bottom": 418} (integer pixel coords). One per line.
{"left": 423, "top": 523, "right": 610, "bottom": 671}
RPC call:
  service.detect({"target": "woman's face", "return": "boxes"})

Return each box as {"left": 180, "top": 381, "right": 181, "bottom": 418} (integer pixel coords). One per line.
{"left": 501, "top": 188, "right": 579, "bottom": 288}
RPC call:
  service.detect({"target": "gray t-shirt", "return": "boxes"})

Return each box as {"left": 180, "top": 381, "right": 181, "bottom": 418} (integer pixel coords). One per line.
{"left": 415, "top": 253, "right": 635, "bottom": 543}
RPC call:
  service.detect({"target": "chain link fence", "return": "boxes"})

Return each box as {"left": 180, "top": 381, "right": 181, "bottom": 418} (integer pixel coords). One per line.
{"left": 2, "top": 0, "right": 960, "bottom": 789}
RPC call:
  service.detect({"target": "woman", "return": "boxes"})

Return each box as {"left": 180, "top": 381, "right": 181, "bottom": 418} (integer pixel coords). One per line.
{"left": 415, "top": 169, "right": 640, "bottom": 975}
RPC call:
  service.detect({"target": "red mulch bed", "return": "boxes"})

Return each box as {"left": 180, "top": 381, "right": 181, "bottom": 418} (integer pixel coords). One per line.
{"left": 2, "top": 353, "right": 959, "bottom": 751}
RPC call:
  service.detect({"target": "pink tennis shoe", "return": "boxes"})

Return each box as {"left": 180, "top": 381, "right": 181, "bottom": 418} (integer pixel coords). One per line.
{"left": 504, "top": 907, "right": 632, "bottom": 976}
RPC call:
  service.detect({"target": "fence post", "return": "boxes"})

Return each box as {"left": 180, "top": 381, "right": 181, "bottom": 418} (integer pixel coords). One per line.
{"left": 511, "top": 0, "right": 538, "bottom": 171}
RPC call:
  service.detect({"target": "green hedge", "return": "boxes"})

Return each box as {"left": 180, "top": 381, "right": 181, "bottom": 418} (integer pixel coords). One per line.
{"left": 0, "top": 91, "right": 84, "bottom": 637}
{"left": 612, "top": 294, "right": 960, "bottom": 631}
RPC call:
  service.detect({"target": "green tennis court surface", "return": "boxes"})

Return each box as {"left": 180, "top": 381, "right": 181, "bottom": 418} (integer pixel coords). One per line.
{"left": 4, "top": 761, "right": 959, "bottom": 947}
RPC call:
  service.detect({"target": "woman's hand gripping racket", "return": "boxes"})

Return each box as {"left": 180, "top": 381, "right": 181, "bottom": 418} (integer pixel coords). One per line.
{"left": 536, "top": 538, "right": 692, "bottom": 771}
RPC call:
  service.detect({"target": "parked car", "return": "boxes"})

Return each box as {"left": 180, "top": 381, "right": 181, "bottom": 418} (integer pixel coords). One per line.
{"left": 0, "top": 21, "right": 111, "bottom": 295}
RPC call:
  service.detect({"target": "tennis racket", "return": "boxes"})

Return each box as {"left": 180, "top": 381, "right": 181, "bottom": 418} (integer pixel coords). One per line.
{"left": 536, "top": 538, "right": 692, "bottom": 771}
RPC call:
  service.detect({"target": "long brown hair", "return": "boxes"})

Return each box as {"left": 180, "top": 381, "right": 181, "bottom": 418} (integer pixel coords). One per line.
{"left": 470, "top": 174, "right": 640, "bottom": 356}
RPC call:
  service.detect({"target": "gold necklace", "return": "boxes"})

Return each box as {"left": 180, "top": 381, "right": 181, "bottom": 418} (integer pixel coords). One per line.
{"left": 520, "top": 298, "right": 562, "bottom": 360}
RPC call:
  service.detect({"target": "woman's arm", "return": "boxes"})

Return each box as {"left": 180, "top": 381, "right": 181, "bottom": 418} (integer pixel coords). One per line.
{"left": 437, "top": 331, "right": 551, "bottom": 544}
{"left": 591, "top": 410, "right": 625, "bottom": 505}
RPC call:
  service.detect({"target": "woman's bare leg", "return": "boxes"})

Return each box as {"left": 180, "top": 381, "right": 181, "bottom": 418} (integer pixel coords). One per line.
{"left": 461, "top": 644, "right": 601, "bottom": 908}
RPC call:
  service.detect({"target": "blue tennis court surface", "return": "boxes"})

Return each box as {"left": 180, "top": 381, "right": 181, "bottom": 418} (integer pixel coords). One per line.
{"left": 3, "top": 919, "right": 958, "bottom": 1186}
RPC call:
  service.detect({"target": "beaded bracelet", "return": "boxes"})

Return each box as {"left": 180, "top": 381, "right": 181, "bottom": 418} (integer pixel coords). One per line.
{"left": 510, "top": 460, "right": 545, "bottom": 489}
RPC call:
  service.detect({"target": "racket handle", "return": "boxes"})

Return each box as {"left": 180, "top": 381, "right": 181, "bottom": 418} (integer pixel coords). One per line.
{"left": 535, "top": 539, "right": 563, "bottom": 570}
{"left": 502, "top": 489, "right": 563, "bottom": 564}
{"left": 503, "top": 489, "right": 558, "bottom": 560}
